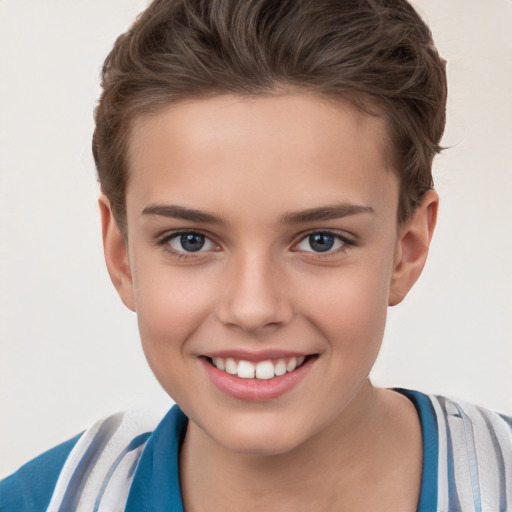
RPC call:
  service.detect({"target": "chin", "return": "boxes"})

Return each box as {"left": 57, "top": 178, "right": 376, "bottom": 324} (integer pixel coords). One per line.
{"left": 219, "top": 432, "right": 304, "bottom": 457}
{"left": 203, "top": 411, "right": 313, "bottom": 457}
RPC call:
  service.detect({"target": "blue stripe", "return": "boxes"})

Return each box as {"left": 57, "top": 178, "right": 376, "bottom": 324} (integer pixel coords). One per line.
{"left": 477, "top": 408, "right": 507, "bottom": 512}
{"left": 453, "top": 402, "right": 482, "bottom": 512}
{"left": 93, "top": 432, "right": 152, "bottom": 512}
{"left": 498, "top": 413, "right": 512, "bottom": 430}
{"left": 59, "top": 413, "right": 123, "bottom": 511}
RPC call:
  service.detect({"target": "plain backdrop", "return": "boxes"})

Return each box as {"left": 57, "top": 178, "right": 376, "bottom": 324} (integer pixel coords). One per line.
{"left": 1, "top": 0, "right": 511, "bottom": 476}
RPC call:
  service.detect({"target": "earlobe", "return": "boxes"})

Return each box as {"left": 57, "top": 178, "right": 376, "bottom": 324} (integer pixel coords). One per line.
{"left": 388, "top": 190, "right": 438, "bottom": 306}
{"left": 98, "top": 195, "right": 136, "bottom": 312}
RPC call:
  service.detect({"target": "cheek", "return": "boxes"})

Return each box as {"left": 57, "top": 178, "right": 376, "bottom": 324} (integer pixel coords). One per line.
{"left": 131, "top": 263, "right": 215, "bottom": 364}
{"left": 297, "top": 263, "right": 391, "bottom": 355}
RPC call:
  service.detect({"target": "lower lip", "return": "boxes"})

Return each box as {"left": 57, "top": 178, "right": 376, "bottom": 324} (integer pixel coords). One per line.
{"left": 200, "top": 356, "right": 316, "bottom": 401}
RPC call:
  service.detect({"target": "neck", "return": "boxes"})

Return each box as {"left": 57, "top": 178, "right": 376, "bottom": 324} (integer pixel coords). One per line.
{"left": 179, "top": 383, "right": 422, "bottom": 512}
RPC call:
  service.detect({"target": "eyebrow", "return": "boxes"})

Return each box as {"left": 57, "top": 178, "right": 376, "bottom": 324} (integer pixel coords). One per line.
{"left": 142, "top": 203, "right": 374, "bottom": 224}
{"left": 142, "top": 204, "right": 225, "bottom": 223}
{"left": 279, "top": 204, "right": 375, "bottom": 223}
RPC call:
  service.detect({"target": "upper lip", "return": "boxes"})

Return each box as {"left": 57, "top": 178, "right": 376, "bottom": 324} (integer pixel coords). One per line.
{"left": 202, "top": 349, "right": 313, "bottom": 362}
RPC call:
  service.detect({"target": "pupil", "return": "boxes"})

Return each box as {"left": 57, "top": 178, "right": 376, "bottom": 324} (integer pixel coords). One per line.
{"left": 309, "top": 233, "right": 334, "bottom": 252}
{"left": 180, "top": 233, "right": 205, "bottom": 252}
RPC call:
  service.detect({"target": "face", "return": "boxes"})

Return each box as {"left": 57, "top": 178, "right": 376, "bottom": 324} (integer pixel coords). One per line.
{"left": 104, "top": 93, "right": 430, "bottom": 456}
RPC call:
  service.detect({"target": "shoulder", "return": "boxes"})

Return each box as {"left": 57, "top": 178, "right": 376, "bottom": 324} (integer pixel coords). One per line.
{"left": 429, "top": 394, "right": 512, "bottom": 462}
{"left": 428, "top": 394, "right": 512, "bottom": 512}
{"left": 0, "top": 409, "right": 162, "bottom": 512}
{"left": 0, "top": 434, "right": 81, "bottom": 512}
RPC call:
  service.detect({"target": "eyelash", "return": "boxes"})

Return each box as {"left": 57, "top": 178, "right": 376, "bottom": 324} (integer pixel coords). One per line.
{"left": 156, "top": 230, "right": 218, "bottom": 260}
{"left": 293, "top": 230, "right": 355, "bottom": 258}
{"left": 156, "top": 229, "right": 355, "bottom": 259}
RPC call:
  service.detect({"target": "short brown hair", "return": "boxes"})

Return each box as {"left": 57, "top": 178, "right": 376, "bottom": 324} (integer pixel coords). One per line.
{"left": 93, "top": 0, "right": 447, "bottom": 233}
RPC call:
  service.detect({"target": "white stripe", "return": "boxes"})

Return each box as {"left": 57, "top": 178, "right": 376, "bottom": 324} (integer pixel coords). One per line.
{"left": 46, "top": 420, "right": 105, "bottom": 511}
{"left": 431, "top": 395, "right": 512, "bottom": 512}
{"left": 47, "top": 409, "right": 161, "bottom": 512}
{"left": 450, "top": 401, "right": 482, "bottom": 511}
{"left": 459, "top": 402, "right": 499, "bottom": 511}
{"left": 95, "top": 443, "right": 148, "bottom": 512}
{"left": 485, "top": 411, "right": 512, "bottom": 507}
{"left": 46, "top": 397, "right": 511, "bottom": 512}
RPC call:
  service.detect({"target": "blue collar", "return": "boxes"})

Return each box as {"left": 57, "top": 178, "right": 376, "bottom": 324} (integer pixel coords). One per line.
{"left": 125, "top": 389, "right": 438, "bottom": 512}
{"left": 395, "top": 388, "right": 439, "bottom": 511}
{"left": 124, "top": 405, "right": 187, "bottom": 512}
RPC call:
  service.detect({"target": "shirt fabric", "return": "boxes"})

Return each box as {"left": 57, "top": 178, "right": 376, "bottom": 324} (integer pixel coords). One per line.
{"left": 1, "top": 389, "right": 511, "bottom": 512}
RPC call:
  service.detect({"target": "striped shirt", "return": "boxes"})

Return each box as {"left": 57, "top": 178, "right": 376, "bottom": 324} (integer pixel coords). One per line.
{"left": 1, "top": 390, "right": 511, "bottom": 511}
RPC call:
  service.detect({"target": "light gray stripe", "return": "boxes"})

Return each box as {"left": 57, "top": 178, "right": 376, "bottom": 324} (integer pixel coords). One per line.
{"left": 478, "top": 407, "right": 507, "bottom": 511}
{"left": 452, "top": 402, "right": 482, "bottom": 512}
{"left": 438, "top": 397, "right": 464, "bottom": 512}
{"left": 58, "top": 413, "right": 124, "bottom": 511}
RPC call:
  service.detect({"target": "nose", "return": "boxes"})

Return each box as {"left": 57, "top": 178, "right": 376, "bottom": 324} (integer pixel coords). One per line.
{"left": 215, "top": 251, "right": 293, "bottom": 333}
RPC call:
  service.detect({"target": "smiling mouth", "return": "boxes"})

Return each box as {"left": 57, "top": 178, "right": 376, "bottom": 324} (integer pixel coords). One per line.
{"left": 205, "top": 355, "right": 312, "bottom": 380}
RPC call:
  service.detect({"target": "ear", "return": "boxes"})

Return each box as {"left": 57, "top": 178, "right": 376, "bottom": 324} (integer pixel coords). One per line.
{"left": 388, "top": 190, "right": 438, "bottom": 306}
{"left": 99, "top": 195, "right": 136, "bottom": 311}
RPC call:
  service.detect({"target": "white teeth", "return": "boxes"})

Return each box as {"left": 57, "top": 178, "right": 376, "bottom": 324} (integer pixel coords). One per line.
{"left": 211, "top": 355, "right": 308, "bottom": 379}
{"left": 237, "top": 360, "right": 255, "bottom": 379}
{"left": 274, "top": 359, "right": 287, "bottom": 376}
{"left": 286, "top": 357, "right": 297, "bottom": 372}
{"left": 255, "top": 361, "right": 275, "bottom": 380}
{"left": 225, "top": 358, "right": 238, "bottom": 375}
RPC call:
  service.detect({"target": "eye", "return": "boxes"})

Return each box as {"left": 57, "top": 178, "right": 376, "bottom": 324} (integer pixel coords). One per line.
{"left": 161, "top": 231, "right": 218, "bottom": 254}
{"left": 295, "top": 231, "right": 350, "bottom": 253}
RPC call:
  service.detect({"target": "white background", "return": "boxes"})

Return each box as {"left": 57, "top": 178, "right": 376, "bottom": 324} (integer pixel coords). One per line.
{"left": 0, "top": 0, "right": 511, "bottom": 476}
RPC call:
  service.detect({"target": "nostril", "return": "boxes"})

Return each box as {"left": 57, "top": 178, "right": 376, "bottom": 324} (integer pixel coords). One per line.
{"left": 215, "top": 264, "right": 293, "bottom": 331}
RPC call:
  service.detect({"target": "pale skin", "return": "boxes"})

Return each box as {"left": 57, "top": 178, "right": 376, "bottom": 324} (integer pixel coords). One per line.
{"left": 100, "top": 93, "right": 438, "bottom": 511}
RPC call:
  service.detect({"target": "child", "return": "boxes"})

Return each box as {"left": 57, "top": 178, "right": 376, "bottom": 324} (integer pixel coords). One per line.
{"left": 1, "top": 0, "right": 511, "bottom": 511}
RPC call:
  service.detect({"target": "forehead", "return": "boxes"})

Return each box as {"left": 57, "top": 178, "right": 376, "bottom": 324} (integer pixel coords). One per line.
{"left": 126, "top": 93, "right": 399, "bottom": 222}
